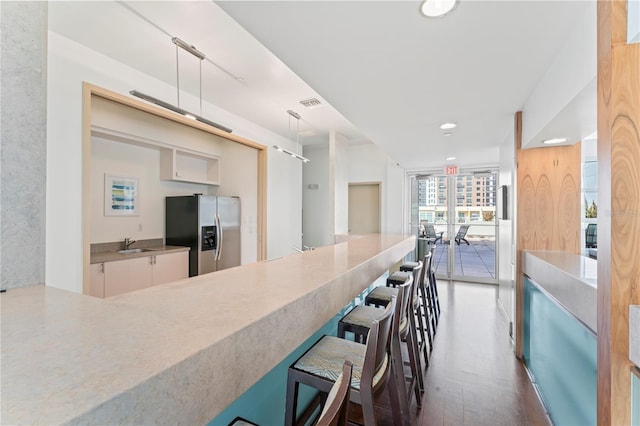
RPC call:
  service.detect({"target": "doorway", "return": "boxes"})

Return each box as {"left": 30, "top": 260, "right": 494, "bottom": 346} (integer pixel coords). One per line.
{"left": 413, "top": 172, "right": 497, "bottom": 284}
{"left": 348, "top": 183, "right": 381, "bottom": 234}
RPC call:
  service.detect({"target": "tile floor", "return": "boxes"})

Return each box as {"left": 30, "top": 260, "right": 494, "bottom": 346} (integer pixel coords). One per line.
{"left": 432, "top": 240, "right": 496, "bottom": 280}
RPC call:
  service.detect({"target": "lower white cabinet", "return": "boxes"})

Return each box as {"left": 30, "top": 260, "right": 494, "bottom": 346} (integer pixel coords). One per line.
{"left": 104, "top": 256, "right": 153, "bottom": 297}
{"left": 152, "top": 251, "right": 189, "bottom": 286}
{"left": 91, "top": 251, "right": 189, "bottom": 298}
{"left": 89, "top": 263, "right": 105, "bottom": 298}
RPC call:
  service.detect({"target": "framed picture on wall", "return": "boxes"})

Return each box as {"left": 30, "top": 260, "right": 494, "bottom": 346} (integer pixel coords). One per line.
{"left": 104, "top": 174, "right": 139, "bottom": 216}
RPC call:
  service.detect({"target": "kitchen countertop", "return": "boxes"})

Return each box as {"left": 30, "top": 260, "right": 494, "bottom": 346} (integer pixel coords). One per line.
{"left": 523, "top": 250, "right": 597, "bottom": 333}
{"left": 90, "top": 245, "right": 189, "bottom": 264}
{"left": 1, "top": 233, "right": 415, "bottom": 425}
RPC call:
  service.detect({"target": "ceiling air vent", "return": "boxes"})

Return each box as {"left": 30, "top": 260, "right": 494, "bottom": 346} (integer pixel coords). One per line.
{"left": 299, "top": 98, "right": 322, "bottom": 108}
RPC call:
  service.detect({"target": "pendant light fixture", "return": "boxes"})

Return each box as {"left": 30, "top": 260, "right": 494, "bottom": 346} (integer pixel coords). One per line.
{"left": 130, "top": 37, "right": 232, "bottom": 133}
{"left": 273, "top": 109, "right": 310, "bottom": 163}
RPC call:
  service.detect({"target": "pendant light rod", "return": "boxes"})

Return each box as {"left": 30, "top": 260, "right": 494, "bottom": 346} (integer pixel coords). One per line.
{"left": 175, "top": 43, "right": 180, "bottom": 107}
{"left": 276, "top": 109, "right": 309, "bottom": 163}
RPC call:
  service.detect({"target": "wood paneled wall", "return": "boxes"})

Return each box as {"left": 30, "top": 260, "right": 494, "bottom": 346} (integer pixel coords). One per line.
{"left": 597, "top": 1, "right": 640, "bottom": 424}
{"left": 514, "top": 111, "right": 582, "bottom": 356}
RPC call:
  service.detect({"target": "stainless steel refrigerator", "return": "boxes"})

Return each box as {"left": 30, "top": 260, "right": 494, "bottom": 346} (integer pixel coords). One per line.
{"left": 165, "top": 195, "right": 241, "bottom": 277}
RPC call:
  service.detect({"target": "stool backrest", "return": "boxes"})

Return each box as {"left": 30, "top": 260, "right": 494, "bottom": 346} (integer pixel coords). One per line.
{"left": 395, "top": 276, "right": 413, "bottom": 334}
{"left": 316, "top": 360, "right": 353, "bottom": 426}
{"left": 421, "top": 252, "right": 432, "bottom": 283}
{"left": 361, "top": 294, "right": 395, "bottom": 392}
{"left": 410, "top": 261, "right": 423, "bottom": 303}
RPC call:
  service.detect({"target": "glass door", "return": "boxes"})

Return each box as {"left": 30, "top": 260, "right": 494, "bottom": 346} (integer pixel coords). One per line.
{"left": 451, "top": 172, "right": 497, "bottom": 283}
{"left": 415, "top": 175, "right": 449, "bottom": 277}
{"left": 414, "top": 172, "right": 497, "bottom": 284}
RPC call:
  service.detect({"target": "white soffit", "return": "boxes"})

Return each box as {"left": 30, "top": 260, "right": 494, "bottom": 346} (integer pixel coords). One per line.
{"left": 521, "top": 2, "right": 597, "bottom": 148}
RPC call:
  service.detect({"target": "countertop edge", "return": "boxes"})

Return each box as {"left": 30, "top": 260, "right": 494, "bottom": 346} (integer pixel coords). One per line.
{"left": 90, "top": 245, "right": 190, "bottom": 264}
{"left": 522, "top": 250, "right": 597, "bottom": 333}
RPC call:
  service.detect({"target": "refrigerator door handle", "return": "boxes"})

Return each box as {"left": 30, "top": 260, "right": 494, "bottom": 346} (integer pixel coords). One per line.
{"left": 216, "top": 214, "right": 223, "bottom": 261}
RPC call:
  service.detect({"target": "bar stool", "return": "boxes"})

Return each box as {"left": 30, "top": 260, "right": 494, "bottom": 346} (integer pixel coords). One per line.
{"left": 363, "top": 266, "right": 427, "bottom": 394}
{"left": 400, "top": 255, "right": 434, "bottom": 357}
{"left": 365, "top": 262, "right": 429, "bottom": 375}
{"left": 338, "top": 277, "right": 421, "bottom": 411}
{"left": 427, "top": 244, "right": 441, "bottom": 323}
{"left": 316, "top": 360, "right": 353, "bottom": 426}
{"left": 285, "top": 298, "right": 406, "bottom": 426}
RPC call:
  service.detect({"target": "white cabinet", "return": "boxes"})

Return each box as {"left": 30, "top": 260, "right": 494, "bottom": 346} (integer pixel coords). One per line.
{"left": 104, "top": 256, "right": 153, "bottom": 297}
{"left": 92, "top": 251, "right": 189, "bottom": 298}
{"left": 89, "top": 263, "right": 105, "bottom": 298}
{"left": 91, "top": 126, "right": 220, "bottom": 186}
{"left": 152, "top": 251, "right": 189, "bottom": 286}
{"left": 160, "top": 148, "right": 220, "bottom": 185}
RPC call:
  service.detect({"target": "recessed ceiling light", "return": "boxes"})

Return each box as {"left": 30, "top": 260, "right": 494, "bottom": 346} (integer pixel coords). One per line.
{"left": 420, "top": 0, "right": 459, "bottom": 18}
{"left": 542, "top": 137, "right": 568, "bottom": 145}
{"left": 443, "top": 132, "right": 453, "bottom": 137}
{"left": 446, "top": 156, "right": 456, "bottom": 161}
{"left": 440, "top": 122, "right": 457, "bottom": 130}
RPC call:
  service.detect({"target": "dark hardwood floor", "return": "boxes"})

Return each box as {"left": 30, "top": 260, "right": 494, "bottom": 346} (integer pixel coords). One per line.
{"left": 350, "top": 281, "right": 550, "bottom": 426}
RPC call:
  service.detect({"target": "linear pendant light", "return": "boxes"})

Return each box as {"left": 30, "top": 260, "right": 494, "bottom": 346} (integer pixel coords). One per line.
{"left": 129, "top": 90, "right": 231, "bottom": 133}
{"left": 130, "top": 36, "right": 232, "bottom": 134}
{"left": 273, "top": 109, "right": 310, "bottom": 163}
{"left": 273, "top": 145, "right": 310, "bottom": 163}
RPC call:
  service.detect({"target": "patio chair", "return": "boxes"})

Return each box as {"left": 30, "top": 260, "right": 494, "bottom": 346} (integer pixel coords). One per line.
{"left": 454, "top": 225, "right": 470, "bottom": 245}
{"left": 585, "top": 223, "right": 597, "bottom": 248}
{"left": 424, "top": 224, "right": 443, "bottom": 245}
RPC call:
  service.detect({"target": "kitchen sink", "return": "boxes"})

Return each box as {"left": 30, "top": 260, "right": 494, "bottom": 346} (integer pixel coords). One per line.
{"left": 118, "top": 248, "right": 154, "bottom": 254}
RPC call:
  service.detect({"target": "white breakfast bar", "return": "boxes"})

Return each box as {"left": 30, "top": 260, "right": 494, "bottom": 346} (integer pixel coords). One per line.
{"left": 1, "top": 234, "right": 415, "bottom": 425}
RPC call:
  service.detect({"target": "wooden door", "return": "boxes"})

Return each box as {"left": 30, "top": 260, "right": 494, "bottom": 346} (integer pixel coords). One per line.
{"left": 348, "top": 183, "right": 381, "bottom": 234}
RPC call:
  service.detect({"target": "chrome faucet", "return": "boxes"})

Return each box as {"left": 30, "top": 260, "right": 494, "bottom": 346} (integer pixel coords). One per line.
{"left": 123, "top": 237, "right": 136, "bottom": 250}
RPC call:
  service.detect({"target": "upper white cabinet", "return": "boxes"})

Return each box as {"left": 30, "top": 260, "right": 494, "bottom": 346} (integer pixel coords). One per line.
{"left": 160, "top": 148, "right": 220, "bottom": 185}
{"left": 92, "top": 126, "right": 220, "bottom": 186}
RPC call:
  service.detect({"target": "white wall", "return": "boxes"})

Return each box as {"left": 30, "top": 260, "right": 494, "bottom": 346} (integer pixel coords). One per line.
{"left": 302, "top": 141, "right": 405, "bottom": 249}
{"left": 47, "top": 31, "right": 301, "bottom": 293}
{"left": 349, "top": 143, "right": 404, "bottom": 234}
{"left": 90, "top": 137, "right": 212, "bottom": 243}
{"left": 302, "top": 145, "right": 331, "bottom": 248}
{"left": 330, "top": 131, "right": 349, "bottom": 239}
{"left": 497, "top": 127, "right": 516, "bottom": 333}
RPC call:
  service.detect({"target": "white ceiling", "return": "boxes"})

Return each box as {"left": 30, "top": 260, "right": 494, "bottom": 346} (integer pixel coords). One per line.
{"left": 49, "top": 0, "right": 593, "bottom": 170}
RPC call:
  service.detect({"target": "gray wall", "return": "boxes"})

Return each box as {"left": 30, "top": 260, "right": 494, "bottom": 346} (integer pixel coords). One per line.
{"left": 0, "top": 2, "right": 48, "bottom": 290}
